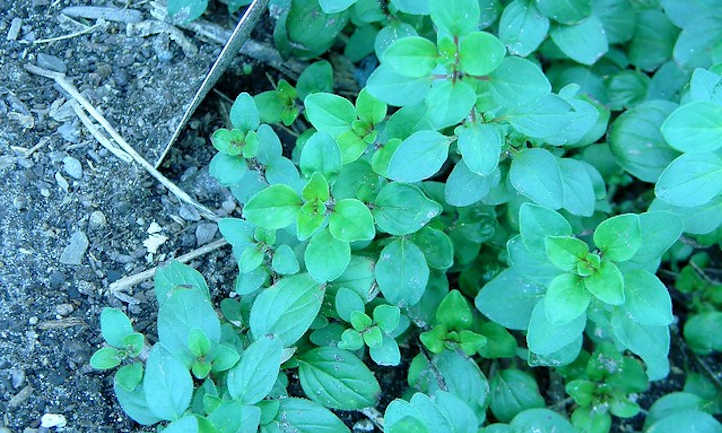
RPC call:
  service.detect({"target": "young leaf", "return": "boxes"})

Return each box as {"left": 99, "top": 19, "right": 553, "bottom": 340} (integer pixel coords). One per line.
{"left": 249, "top": 273, "right": 324, "bottom": 346}
{"left": 544, "top": 273, "right": 591, "bottom": 325}
{"left": 429, "top": 0, "right": 480, "bottom": 37}
{"left": 459, "top": 31, "right": 506, "bottom": 75}
{"left": 230, "top": 92, "right": 260, "bottom": 132}
{"left": 593, "top": 214, "right": 641, "bottom": 262}
{"left": 355, "top": 89, "right": 387, "bottom": 125}
{"left": 298, "top": 347, "right": 381, "bottom": 410}
{"left": 661, "top": 101, "right": 722, "bottom": 153}
{"left": 518, "top": 203, "right": 572, "bottom": 255}
{"left": 90, "top": 347, "right": 123, "bottom": 370}
{"left": 384, "top": 36, "right": 438, "bottom": 78}
{"left": 304, "top": 93, "right": 355, "bottom": 138}
{"left": 329, "top": 198, "right": 375, "bottom": 242}
{"left": 584, "top": 259, "right": 625, "bottom": 305}
{"left": 227, "top": 336, "right": 282, "bottom": 404}
{"left": 436, "top": 290, "right": 472, "bottom": 330}
{"left": 300, "top": 132, "right": 343, "bottom": 179}
{"left": 143, "top": 345, "right": 193, "bottom": 421}
{"left": 387, "top": 130, "right": 450, "bottom": 182}
{"left": 335, "top": 287, "right": 365, "bottom": 322}
{"left": 272, "top": 244, "right": 300, "bottom": 275}
{"left": 425, "top": 80, "right": 477, "bottom": 129}
{"left": 369, "top": 335, "right": 401, "bottom": 366}
{"left": 305, "top": 228, "right": 351, "bottom": 282}
{"left": 544, "top": 236, "right": 588, "bottom": 272}
{"left": 375, "top": 238, "right": 430, "bottom": 307}
{"left": 100, "top": 307, "right": 134, "bottom": 348}
{"left": 243, "top": 185, "right": 302, "bottom": 230}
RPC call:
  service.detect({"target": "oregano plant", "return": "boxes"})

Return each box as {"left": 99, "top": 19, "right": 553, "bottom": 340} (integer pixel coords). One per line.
{"left": 90, "top": 0, "right": 722, "bottom": 432}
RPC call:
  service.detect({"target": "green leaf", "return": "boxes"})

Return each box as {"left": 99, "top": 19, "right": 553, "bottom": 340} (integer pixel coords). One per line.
{"left": 608, "top": 100, "right": 680, "bottom": 182}
{"left": 272, "top": 244, "right": 300, "bottom": 275}
{"left": 411, "top": 226, "right": 454, "bottom": 270}
{"left": 390, "top": 0, "right": 430, "bottom": 14}
{"left": 475, "top": 269, "right": 545, "bottom": 331}
{"left": 230, "top": 92, "right": 259, "bottom": 131}
{"left": 227, "top": 336, "right": 282, "bottom": 404}
{"left": 510, "top": 409, "right": 576, "bottom": 433}
{"left": 510, "top": 148, "right": 563, "bottom": 209}
{"left": 373, "top": 183, "right": 442, "bottom": 235}
{"left": 143, "top": 345, "right": 192, "bottom": 421}
{"left": 628, "top": 10, "right": 679, "bottom": 72}
{"left": 329, "top": 198, "right": 375, "bottom": 242}
{"left": 300, "top": 132, "right": 343, "bottom": 179}
{"left": 611, "top": 310, "right": 670, "bottom": 380}
{"left": 384, "top": 36, "right": 438, "bottom": 78}
{"left": 425, "top": 80, "right": 477, "bottom": 129}
{"left": 536, "top": 0, "right": 589, "bottom": 24}
{"left": 249, "top": 273, "right": 324, "bottom": 346}
{"left": 296, "top": 60, "right": 334, "bottom": 100}
{"left": 305, "top": 228, "right": 351, "bottom": 282}
{"left": 490, "top": 369, "right": 546, "bottom": 422}
{"left": 298, "top": 347, "right": 381, "bottom": 410}
{"left": 645, "top": 410, "right": 722, "bottom": 433}
{"left": 209, "top": 153, "right": 247, "bottom": 186}
{"left": 507, "top": 236, "right": 562, "bottom": 286}
{"left": 498, "top": 0, "right": 549, "bottom": 57}
{"left": 505, "top": 94, "right": 574, "bottom": 140}
{"left": 544, "top": 273, "right": 590, "bottom": 324}
{"left": 684, "top": 312, "right": 722, "bottom": 355}
{"left": 335, "top": 287, "right": 365, "bottom": 322}
{"left": 655, "top": 152, "right": 722, "bottom": 207}
{"left": 167, "top": 0, "right": 207, "bottom": 22}
{"left": 187, "top": 329, "right": 211, "bottom": 357}
{"left": 90, "top": 347, "right": 123, "bottom": 370}
{"left": 265, "top": 398, "right": 350, "bottom": 433}
{"left": 100, "top": 307, "right": 134, "bottom": 348}
{"left": 592, "top": 0, "right": 635, "bottom": 44}
{"left": 550, "top": 16, "right": 608, "bottom": 65}
{"left": 373, "top": 305, "right": 401, "bottom": 333}
{"left": 369, "top": 335, "right": 402, "bottom": 366}
{"left": 319, "top": 0, "right": 357, "bottom": 13}
{"left": 489, "top": 58, "right": 551, "bottom": 109}
{"left": 544, "top": 236, "right": 588, "bottom": 272}
{"left": 239, "top": 245, "right": 264, "bottom": 273}
{"left": 157, "top": 287, "right": 221, "bottom": 366}
{"left": 429, "top": 0, "right": 480, "bottom": 36}
{"left": 376, "top": 238, "right": 429, "bottom": 307}
{"left": 304, "top": 93, "right": 355, "bottom": 138}
{"left": 559, "top": 158, "right": 596, "bottom": 217}
{"left": 584, "top": 259, "right": 624, "bottom": 305}
{"left": 518, "top": 203, "right": 572, "bottom": 255}
{"left": 527, "top": 299, "right": 586, "bottom": 355}
{"left": 627, "top": 211, "right": 683, "bottom": 270}
{"left": 244, "top": 185, "right": 302, "bottom": 230}
{"left": 459, "top": 31, "right": 506, "bottom": 75}
{"left": 207, "top": 402, "right": 261, "bottom": 433}
{"left": 444, "top": 161, "right": 497, "bottom": 207}
{"left": 355, "top": 89, "right": 387, "bottom": 125}
{"left": 154, "top": 261, "right": 210, "bottom": 306}
{"left": 387, "top": 130, "right": 450, "bottom": 182}
{"left": 456, "top": 123, "right": 502, "bottom": 176}
{"left": 365, "top": 64, "right": 432, "bottom": 107}
{"left": 435, "top": 289, "right": 472, "bottom": 330}
{"left": 622, "top": 269, "right": 673, "bottom": 327}
{"left": 593, "top": 214, "right": 641, "bottom": 262}
{"left": 661, "top": 101, "right": 722, "bottom": 153}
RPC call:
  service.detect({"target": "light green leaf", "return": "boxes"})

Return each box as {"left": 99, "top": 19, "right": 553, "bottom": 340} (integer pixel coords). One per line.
{"left": 366, "top": 64, "right": 432, "bottom": 107}
{"left": 475, "top": 269, "right": 545, "bottom": 331}
{"left": 655, "top": 152, "right": 722, "bottom": 207}
{"left": 272, "top": 244, "right": 300, "bottom": 275}
{"left": 411, "top": 226, "right": 454, "bottom": 270}
{"left": 544, "top": 273, "right": 590, "bottom": 324}
{"left": 623, "top": 269, "right": 673, "bottom": 327}
{"left": 373, "top": 183, "right": 442, "bottom": 235}
{"left": 661, "top": 101, "right": 722, "bottom": 153}
{"left": 444, "top": 161, "right": 497, "bottom": 207}
{"left": 265, "top": 398, "right": 350, "bottom": 433}
{"left": 297, "top": 60, "right": 334, "bottom": 100}
{"left": 459, "top": 31, "right": 506, "bottom": 75}
{"left": 387, "top": 130, "right": 450, "bottom": 182}
{"left": 227, "top": 336, "right": 282, "bottom": 404}
{"left": 250, "top": 273, "right": 324, "bottom": 346}
{"left": 559, "top": 158, "right": 595, "bottom": 217}
{"left": 143, "top": 345, "right": 193, "bottom": 421}
{"left": 319, "top": 0, "right": 357, "bottom": 13}
{"left": 305, "top": 228, "right": 351, "bottom": 283}
{"left": 593, "top": 214, "right": 641, "bottom": 262}
{"left": 527, "top": 299, "right": 586, "bottom": 355}
{"left": 510, "top": 148, "right": 564, "bottom": 209}
{"left": 100, "top": 308, "right": 134, "bottom": 348}
{"left": 209, "top": 153, "right": 247, "bottom": 186}
{"left": 369, "top": 335, "right": 401, "bottom": 366}
{"left": 329, "top": 198, "right": 375, "bottom": 242}
{"left": 429, "top": 0, "right": 480, "bottom": 36}
{"left": 154, "top": 261, "right": 210, "bottom": 305}
{"left": 304, "top": 93, "right": 355, "bottom": 138}
{"left": 425, "top": 80, "right": 477, "bottom": 129}
{"left": 376, "top": 238, "right": 429, "bottom": 307}
{"left": 518, "top": 203, "right": 572, "bottom": 255}
{"left": 499, "top": 0, "right": 549, "bottom": 57}
{"left": 300, "top": 131, "right": 343, "bottom": 179}
{"left": 230, "top": 92, "right": 260, "bottom": 131}
{"left": 244, "top": 185, "right": 302, "bottom": 230}
{"left": 356, "top": 88, "right": 387, "bottom": 125}
{"left": 684, "top": 312, "right": 722, "bottom": 355}
{"left": 384, "top": 36, "right": 438, "bottom": 78}
{"left": 456, "top": 123, "right": 502, "bottom": 176}
{"left": 510, "top": 409, "right": 576, "bottom": 433}
{"left": 535, "top": 0, "right": 590, "bottom": 24}
{"left": 298, "top": 347, "right": 381, "bottom": 410}
{"left": 550, "top": 16, "right": 608, "bottom": 65}
{"left": 584, "top": 259, "right": 624, "bottom": 305}
{"left": 544, "top": 236, "right": 588, "bottom": 272}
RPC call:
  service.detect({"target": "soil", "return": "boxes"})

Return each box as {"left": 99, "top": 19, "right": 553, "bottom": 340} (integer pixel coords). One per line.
{"left": 0, "top": 1, "right": 718, "bottom": 433}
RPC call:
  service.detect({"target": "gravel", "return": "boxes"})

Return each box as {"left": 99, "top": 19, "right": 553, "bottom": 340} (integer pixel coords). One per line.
{"left": 62, "top": 156, "right": 82, "bottom": 179}
{"left": 58, "top": 231, "right": 89, "bottom": 265}
{"left": 195, "top": 222, "right": 218, "bottom": 246}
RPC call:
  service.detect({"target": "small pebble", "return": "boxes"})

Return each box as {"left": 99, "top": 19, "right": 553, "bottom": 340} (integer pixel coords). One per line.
{"left": 195, "top": 223, "right": 218, "bottom": 246}
{"left": 10, "top": 367, "right": 25, "bottom": 388}
{"left": 55, "top": 172, "right": 69, "bottom": 192}
{"left": 40, "top": 414, "right": 67, "bottom": 429}
{"left": 7, "top": 17, "right": 22, "bottom": 41}
{"left": 62, "top": 156, "right": 82, "bottom": 179}
{"left": 37, "top": 53, "right": 67, "bottom": 73}
{"left": 59, "top": 231, "right": 89, "bottom": 265}
{"left": 58, "top": 122, "right": 79, "bottom": 142}
{"left": 89, "top": 210, "right": 106, "bottom": 228}
{"left": 179, "top": 204, "right": 200, "bottom": 221}
{"left": 28, "top": 317, "right": 38, "bottom": 325}
{"left": 353, "top": 419, "right": 374, "bottom": 432}
{"left": 55, "top": 303, "right": 74, "bottom": 316}
{"left": 49, "top": 270, "right": 66, "bottom": 289}
{"left": 13, "top": 196, "right": 26, "bottom": 210}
